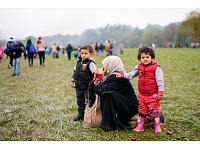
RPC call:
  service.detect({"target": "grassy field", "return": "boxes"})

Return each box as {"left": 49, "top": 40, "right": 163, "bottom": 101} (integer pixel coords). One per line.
{"left": 0, "top": 48, "right": 200, "bottom": 141}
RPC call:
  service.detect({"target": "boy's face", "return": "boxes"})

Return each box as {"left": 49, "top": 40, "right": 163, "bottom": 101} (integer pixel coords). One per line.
{"left": 81, "top": 49, "right": 93, "bottom": 60}
{"left": 140, "top": 52, "right": 153, "bottom": 65}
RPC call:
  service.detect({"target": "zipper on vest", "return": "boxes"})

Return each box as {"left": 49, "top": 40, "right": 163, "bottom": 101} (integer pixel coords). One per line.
{"left": 144, "top": 66, "right": 146, "bottom": 94}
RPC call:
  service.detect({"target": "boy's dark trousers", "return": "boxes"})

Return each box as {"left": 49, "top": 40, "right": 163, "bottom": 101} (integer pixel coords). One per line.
{"left": 74, "top": 89, "right": 95, "bottom": 121}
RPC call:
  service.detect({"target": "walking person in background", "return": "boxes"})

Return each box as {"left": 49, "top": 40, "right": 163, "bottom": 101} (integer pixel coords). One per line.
{"left": 119, "top": 42, "right": 124, "bottom": 55}
{"left": 112, "top": 41, "right": 119, "bottom": 56}
{"left": 105, "top": 40, "right": 113, "bottom": 56}
{"left": 116, "top": 46, "right": 164, "bottom": 132}
{"left": 78, "top": 46, "right": 81, "bottom": 57}
{"left": 23, "top": 47, "right": 27, "bottom": 60}
{"left": 26, "top": 39, "right": 35, "bottom": 67}
{"left": 70, "top": 45, "right": 96, "bottom": 121}
{"left": 99, "top": 41, "right": 104, "bottom": 57}
{"left": 0, "top": 45, "right": 4, "bottom": 63}
{"left": 6, "top": 37, "right": 15, "bottom": 68}
{"left": 56, "top": 45, "right": 60, "bottom": 54}
{"left": 94, "top": 42, "right": 99, "bottom": 56}
{"left": 62, "top": 47, "right": 65, "bottom": 55}
{"left": 72, "top": 47, "right": 78, "bottom": 60}
{"left": 35, "top": 37, "right": 46, "bottom": 66}
{"left": 66, "top": 43, "right": 73, "bottom": 60}
{"left": 51, "top": 43, "right": 58, "bottom": 58}
{"left": 10, "top": 41, "right": 25, "bottom": 77}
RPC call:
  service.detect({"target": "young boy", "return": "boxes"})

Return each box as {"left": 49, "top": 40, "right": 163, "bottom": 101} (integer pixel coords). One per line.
{"left": 117, "top": 46, "right": 164, "bottom": 132}
{"left": 10, "top": 41, "right": 25, "bottom": 77}
{"left": 70, "top": 45, "right": 96, "bottom": 121}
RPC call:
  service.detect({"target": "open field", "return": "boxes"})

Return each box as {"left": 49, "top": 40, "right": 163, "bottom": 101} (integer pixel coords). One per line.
{"left": 0, "top": 48, "right": 200, "bottom": 141}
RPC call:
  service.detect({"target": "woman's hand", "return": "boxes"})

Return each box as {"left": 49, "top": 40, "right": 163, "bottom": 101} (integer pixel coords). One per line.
{"left": 94, "top": 67, "right": 108, "bottom": 78}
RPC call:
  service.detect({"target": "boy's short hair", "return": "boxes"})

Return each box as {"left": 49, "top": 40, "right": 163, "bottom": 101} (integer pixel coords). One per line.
{"left": 80, "top": 45, "right": 94, "bottom": 53}
{"left": 137, "top": 46, "right": 155, "bottom": 60}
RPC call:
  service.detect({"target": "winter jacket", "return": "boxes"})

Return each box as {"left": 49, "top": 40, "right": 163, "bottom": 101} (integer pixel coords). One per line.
{"left": 94, "top": 74, "right": 138, "bottom": 131}
{"left": 74, "top": 58, "right": 95, "bottom": 90}
{"left": 10, "top": 45, "right": 22, "bottom": 59}
{"left": 35, "top": 40, "right": 46, "bottom": 51}
{"left": 138, "top": 61, "right": 159, "bottom": 96}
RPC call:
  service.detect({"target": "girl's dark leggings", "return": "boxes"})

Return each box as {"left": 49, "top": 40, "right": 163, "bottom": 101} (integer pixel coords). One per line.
{"left": 38, "top": 51, "right": 45, "bottom": 65}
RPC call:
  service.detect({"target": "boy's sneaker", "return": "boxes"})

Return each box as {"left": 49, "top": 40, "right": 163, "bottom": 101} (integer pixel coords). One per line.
{"left": 17, "top": 74, "right": 21, "bottom": 77}
{"left": 11, "top": 74, "right": 16, "bottom": 76}
{"left": 8, "top": 64, "right": 11, "bottom": 69}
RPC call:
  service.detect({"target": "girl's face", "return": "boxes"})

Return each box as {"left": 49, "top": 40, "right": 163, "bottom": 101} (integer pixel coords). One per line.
{"left": 81, "top": 49, "right": 93, "bottom": 60}
{"left": 140, "top": 52, "right": 153, "bottom": 65}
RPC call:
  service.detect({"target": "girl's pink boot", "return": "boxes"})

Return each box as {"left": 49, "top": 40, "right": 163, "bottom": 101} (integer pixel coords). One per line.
{"left": 133, "top": 116, "right": 145, "bottom": 131}
{"left": 154, "top": 117, "right": 162, "bottom": 132}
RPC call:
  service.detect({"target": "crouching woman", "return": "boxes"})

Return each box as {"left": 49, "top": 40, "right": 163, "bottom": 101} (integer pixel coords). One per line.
{"left": 93, "top": 56, "right": 139, "bottom": 131}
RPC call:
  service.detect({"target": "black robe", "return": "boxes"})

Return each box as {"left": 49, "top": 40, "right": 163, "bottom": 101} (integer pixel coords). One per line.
{"left": 94, "top": 74, "right": 138, "bottom": 131}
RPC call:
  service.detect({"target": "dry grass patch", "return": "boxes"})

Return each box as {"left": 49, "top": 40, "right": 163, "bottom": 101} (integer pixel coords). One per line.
{"left": 0, "top": 48, "right": 200, "bottom": 141}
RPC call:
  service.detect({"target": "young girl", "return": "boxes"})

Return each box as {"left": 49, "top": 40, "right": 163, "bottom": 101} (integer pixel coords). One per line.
{"left": 117, "top": 46, "right": 164, "bottom": 132}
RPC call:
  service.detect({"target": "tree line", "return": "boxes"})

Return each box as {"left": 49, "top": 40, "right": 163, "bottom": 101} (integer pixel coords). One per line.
{"left": 0, "top": 9, "right": 199, "bottom": 49}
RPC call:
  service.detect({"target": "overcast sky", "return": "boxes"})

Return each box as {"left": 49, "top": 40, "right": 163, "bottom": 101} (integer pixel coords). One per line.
{"left": 0, "top": 0, "right": 199, "bottom": 40}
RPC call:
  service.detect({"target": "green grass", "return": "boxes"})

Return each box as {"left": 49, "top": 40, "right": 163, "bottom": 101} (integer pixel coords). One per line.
{"left": 0, "top": 48, "right": 200, "bottom": 141}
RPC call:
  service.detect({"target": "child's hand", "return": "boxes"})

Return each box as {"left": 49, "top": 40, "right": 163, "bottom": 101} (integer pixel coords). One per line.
{"left": 70, "top": 82, "right": 75, "bottom": 88}
{"left": 116, "top": 73, "right": 124, "bottom": 78}
{"left": 157, "top": 95, "right": 163, "bottom": 100}
{"left": 157, "top": 91, "right": 164, "bottom": 100}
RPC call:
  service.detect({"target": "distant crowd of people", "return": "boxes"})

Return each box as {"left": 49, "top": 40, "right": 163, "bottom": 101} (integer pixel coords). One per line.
{"left": 91, "top": 40, "right": 124, "bottom": 57}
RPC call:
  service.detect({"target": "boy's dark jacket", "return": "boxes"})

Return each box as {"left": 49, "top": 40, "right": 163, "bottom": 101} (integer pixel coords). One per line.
{"left": 74, "top": 58, "right": 95, "bottom": 90}
{"left": 10, "top": 41, "right": 25, "bottom": 58}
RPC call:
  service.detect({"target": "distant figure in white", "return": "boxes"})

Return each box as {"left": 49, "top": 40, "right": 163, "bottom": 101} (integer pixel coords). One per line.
{"left": 119, "top": 42, "right": 124, "bottom": 55}
{"left": 112, "top": 41, "right": 119, "bottom": 56}
{"left": 152, "top": 43, "right": 155, "bottom": 49}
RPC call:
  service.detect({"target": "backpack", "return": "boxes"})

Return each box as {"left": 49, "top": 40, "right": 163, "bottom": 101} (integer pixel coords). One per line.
{"left": 4, "top": 48, "right": 10, "bottom": 55}
{"left": 14, "top": 41, "right": 25, "bottom": 53}
{"left": 29, "top": 44, "right": 35, "bottom": 53}
{"left": 5, "top": 41, "right": 14, "bottom": 55}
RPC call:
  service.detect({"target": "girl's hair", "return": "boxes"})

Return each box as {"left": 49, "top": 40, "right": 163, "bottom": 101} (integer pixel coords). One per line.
{"left": 137, "top": 46, "right": 155, "bottom": 60}
{"left": 80, "top": 45, "right": 94, "bottom": 53}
